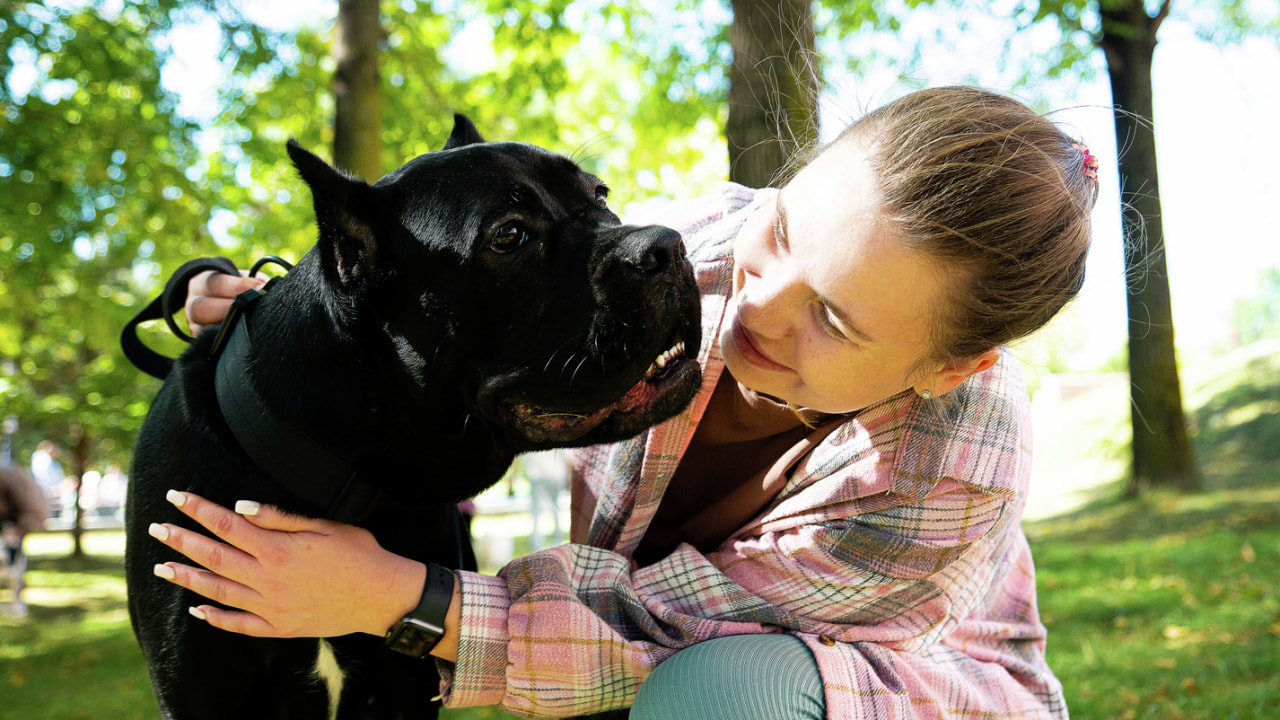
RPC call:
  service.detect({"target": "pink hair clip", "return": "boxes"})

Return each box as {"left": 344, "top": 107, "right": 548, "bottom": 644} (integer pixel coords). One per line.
{"left": 1072, "top": 142, "right": 1099, "bottom": 181}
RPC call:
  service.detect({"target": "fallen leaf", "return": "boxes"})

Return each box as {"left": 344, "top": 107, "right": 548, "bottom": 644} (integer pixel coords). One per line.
{"left": 1241, "top": 543, "right": 1256, "bottom": 563}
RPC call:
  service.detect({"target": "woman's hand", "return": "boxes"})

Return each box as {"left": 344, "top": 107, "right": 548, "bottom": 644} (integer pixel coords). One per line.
{"left": 150, "top": 490, "right": 426, "bottom": 640}
{"left": 185, "top": 271, "right": 265, "bottom": 335}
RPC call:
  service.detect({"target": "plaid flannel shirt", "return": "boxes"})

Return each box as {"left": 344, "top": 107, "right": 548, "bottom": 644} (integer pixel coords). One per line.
{"left": 437, "top": 184, "right": 1068, "bottom": 719}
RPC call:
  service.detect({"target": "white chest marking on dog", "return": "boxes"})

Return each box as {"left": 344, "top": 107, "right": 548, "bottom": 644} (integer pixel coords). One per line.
{"left": 314, "top": 639, "right": 346, "bottom": 720}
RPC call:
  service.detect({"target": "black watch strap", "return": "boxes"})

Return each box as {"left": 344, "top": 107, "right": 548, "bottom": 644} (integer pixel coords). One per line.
{"left": 384, "top": 562, "right": 454, "bottom": 658}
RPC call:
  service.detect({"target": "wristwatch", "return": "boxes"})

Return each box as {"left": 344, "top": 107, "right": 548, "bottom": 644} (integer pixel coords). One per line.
{"left": 384, "top": 562, "right": 454, "bottom": 658}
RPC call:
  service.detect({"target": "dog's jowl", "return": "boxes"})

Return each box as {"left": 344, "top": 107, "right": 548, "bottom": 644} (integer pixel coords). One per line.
{"left": 124, "top": 116, "right": 702, "bottom": 720}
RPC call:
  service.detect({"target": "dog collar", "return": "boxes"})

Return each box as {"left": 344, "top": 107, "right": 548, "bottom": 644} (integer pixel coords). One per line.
{"left": 213, "top": 305, "right": 389, "bottom": 524}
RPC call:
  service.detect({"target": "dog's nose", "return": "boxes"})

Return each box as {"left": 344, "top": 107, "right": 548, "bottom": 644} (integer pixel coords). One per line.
{"left": 622, "top": 226, "right": 685, "bottom": 275}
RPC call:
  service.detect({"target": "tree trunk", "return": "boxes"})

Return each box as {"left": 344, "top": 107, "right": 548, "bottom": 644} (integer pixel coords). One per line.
{"left": 726, "top": 0, "right": 820, "bottom": 189}
{"left": 1099, "top": 0, "right": 1198, "bottom": 494}
{"left": 70, "top": 424, "right": 89, "bottom": 559}
{"left": 333, "top": 0, "right": 384, "bottom": 180}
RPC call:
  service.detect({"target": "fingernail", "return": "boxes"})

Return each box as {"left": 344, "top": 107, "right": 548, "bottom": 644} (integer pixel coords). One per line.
{"left": 235, "top": 500, "right": 261, "bottom": 516}
{"left": 148, "top": 523, "right": 170, "bottom": 541}
{"left": 153, "top": 563, "right": 175, "bottom": 580}
{"left": 166, "top": 490, "right": 187, "bottom": 507}
{"left": 189, "top": 606, "right": 207, "bottom": 621}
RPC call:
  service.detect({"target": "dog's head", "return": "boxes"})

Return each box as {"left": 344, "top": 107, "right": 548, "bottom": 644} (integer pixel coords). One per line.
{"left": 287, "top": 116, "right": 702, "bottom": 452}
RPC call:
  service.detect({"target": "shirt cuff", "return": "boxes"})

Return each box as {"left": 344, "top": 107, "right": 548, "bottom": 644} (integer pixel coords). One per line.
{"left": 436, "top": 570, "right": 511, "bottom": 708}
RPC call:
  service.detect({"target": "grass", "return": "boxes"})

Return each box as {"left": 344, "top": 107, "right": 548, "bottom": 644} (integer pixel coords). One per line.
{"left": 1026, "top": 344, "right": 1280, "bottom": 720}
{"left": 3, "top": 343, "right": 1277, "bottom": 720}
{"left": 0, "top": 532, "right": 161, "bottom": 719}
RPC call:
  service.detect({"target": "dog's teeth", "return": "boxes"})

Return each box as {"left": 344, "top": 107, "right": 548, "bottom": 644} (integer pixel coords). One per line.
{"left": 642, "top": 341, "right": 687, "bottom": 382}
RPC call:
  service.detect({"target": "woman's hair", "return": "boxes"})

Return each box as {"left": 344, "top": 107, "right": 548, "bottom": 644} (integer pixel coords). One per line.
{"left": 833, "top": 86, "right": 1097, "bottom": 368}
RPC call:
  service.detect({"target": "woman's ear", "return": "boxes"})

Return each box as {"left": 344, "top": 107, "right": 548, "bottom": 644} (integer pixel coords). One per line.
{"left": 915, "top": 348, "right": 1000, "bottom": 398}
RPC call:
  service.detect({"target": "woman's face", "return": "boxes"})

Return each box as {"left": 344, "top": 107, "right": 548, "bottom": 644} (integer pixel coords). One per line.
{"left": 722, "top": 141, "right": 953, "bottom": 414}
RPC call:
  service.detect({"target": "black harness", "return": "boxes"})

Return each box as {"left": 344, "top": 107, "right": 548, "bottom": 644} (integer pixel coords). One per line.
{"left": 121, "top": 257, "right": 390, "bottom": 524}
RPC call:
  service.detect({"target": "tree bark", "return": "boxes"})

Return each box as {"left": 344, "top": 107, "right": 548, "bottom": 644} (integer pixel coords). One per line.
{"left": 70, "top": 424, "right": 88, "bottom": 559}
{"left": 333, "top": 0, "right": 384, "bottom": 181}
{"left": 726, "top": 0, "right": 820, "bottom": 188}
{"left": 1099, "top": 0, "right": 1198, "bottom": 493}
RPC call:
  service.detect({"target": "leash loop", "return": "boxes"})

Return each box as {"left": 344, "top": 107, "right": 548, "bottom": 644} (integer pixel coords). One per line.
{"left": 121, "top": 255, "right": 293, "bottom": 379}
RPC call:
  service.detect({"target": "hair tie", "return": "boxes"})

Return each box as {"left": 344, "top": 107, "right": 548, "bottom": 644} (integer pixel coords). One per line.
{"left": 1072, "top": 142, "right": 1099, "bottom": 181}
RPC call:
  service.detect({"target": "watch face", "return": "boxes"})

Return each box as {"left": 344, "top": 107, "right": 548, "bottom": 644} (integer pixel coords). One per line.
{"left": 386, "top": 617, "right": 445, "bottom": 658}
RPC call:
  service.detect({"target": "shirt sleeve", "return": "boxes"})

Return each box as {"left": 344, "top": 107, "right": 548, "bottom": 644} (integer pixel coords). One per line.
{"left": 436, "top": 479, "right": 1015, "bottom": 717}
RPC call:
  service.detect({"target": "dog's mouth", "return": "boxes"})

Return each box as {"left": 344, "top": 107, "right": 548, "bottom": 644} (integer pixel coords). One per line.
{"left": 505, "top": 334, "right": 697, "bottom": 444}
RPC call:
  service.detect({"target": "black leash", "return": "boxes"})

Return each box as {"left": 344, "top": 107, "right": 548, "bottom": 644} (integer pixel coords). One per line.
{"left": 120, "top": 256, "right": 241, "bottom": 380}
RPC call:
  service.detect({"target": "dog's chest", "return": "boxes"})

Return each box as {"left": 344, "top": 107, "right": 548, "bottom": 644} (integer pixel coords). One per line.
{"left": 313, "top": 639, "right": 346, "bottom": 720}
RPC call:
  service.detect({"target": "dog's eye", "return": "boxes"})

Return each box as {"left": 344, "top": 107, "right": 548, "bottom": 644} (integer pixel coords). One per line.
{"left": 490, "top": 221, "right": 529, "bottom": 253}
{"left": 595, "top": 186, "right": 609, "bottom": 208}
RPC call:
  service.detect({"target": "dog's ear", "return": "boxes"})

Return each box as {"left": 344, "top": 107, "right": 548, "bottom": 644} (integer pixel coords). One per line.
{"left": 287, "top": 139, "right": 378, "bottom": 290}
{"left": 442, "top": 114, "right": 486, "bottom": 150}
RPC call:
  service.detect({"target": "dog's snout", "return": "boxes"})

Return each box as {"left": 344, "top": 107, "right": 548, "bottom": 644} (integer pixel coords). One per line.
{"left": 623, "top": 226, "right": 685, "bottom": 275}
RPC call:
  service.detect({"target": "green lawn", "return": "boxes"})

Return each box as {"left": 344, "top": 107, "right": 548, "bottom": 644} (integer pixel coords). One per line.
{"left": 1027, "top": 344, "right": 1280, "bottom": 720}
{"left": 3, "top": 344, "right": 1277, "bottom": 719}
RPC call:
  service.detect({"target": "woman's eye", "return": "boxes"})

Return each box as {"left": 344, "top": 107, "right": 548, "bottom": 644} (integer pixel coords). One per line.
{"left": 816, "top": 305, "right": 847, "bottom": 341}
{"left": 594, "top": 186, "right": 609, "bottom": 208}
{"left": 489, "top": 221, "right": 529, "bottom": 253}
{"left": 772, "top": 215, "right": 788, "bottom": 252}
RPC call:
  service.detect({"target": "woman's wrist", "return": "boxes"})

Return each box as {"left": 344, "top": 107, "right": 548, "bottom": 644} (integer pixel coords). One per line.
{"left": 365, "top": 556, "right": 428, "bottom": 638}
{"left": 430, "top": 574, "right": 463, "bottom": 663}
{"left": 369, "top": 555, "right": 461, "bottom": 662}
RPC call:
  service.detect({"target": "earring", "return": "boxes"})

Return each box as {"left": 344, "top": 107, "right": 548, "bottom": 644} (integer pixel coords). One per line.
{"left": 920, "top": 390, "right": 933, "bottom": 400}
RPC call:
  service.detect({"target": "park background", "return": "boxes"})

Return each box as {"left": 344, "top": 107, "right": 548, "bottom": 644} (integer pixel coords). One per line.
{"left": 2, "top": 0, "right": 1278, "bottom": 718}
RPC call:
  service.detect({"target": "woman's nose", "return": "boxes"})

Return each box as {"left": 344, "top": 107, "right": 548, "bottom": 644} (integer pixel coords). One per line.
{"left": 738, "top": 269, "right": 803, "bottom": 339}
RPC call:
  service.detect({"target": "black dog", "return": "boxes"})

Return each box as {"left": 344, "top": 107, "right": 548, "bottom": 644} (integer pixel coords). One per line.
{"left": 125, "top": 116, "right": 702, "bottom": 719}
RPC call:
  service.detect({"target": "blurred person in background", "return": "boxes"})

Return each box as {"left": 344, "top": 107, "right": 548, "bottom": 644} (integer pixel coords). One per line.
{"left": 1, "top": 464, "right": 50, "bottom": 617}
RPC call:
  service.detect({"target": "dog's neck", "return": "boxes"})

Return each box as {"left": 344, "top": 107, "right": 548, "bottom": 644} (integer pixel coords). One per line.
{"left": 228, "top": 252, "right": 513, "bottom": 506}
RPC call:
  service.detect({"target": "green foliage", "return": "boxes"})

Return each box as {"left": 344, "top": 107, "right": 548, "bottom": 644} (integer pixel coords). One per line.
{"left": 1228, "top": 268, "right": 1280, "bottom": 347}
{"left": 197, "top": 0, "right": 733, "bottom": 263}
{"left": 1, "top": 1, "right": 214, "bottom": 468}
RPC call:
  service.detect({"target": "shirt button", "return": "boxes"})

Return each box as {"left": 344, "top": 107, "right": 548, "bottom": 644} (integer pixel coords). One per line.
{"left": 818, "top": 634, "right": 836, "bottom": 646}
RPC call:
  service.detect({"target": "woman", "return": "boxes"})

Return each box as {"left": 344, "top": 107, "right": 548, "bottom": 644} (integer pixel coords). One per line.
{"left": 153, "top": 86, "right": 1097, "bottom": 719}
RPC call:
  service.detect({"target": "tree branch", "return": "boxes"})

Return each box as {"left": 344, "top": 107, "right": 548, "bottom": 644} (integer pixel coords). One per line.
{"left": 1152, "top": 0, "right": 1173, "bottom": 34}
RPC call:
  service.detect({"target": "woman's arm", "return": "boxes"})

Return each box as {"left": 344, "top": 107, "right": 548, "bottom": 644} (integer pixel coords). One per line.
{"left": 148, "top": 483, "right": 1014, "bottom": 716}
{"left": 150, "top": 490, "right": 462, "bottom": 661}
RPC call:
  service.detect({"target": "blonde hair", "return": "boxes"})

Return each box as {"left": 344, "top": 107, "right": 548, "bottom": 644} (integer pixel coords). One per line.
{"left": 833, "top": 86, "right": 1097, "bottom": 367}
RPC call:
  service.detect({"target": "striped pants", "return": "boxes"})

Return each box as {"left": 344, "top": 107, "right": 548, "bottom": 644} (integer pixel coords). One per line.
{"left": 630, "top": 634, "right": 825, "bottom": 720}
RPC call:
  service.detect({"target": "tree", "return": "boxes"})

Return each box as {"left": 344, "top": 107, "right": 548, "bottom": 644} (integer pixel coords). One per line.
{"left": 0, "top": 0, "right": 215, "bottom": 555}
{"left": 726, "top": 0, "right": 820, "bottom": 187}
{"left": 1097, "top": 0, "right": 1197, "bottom": 493}
{"left": 332, "top": 0, "right": 384, "bottom": 179}
{"left": 966, "top": 0, "right": 1278, "bottom": 493}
